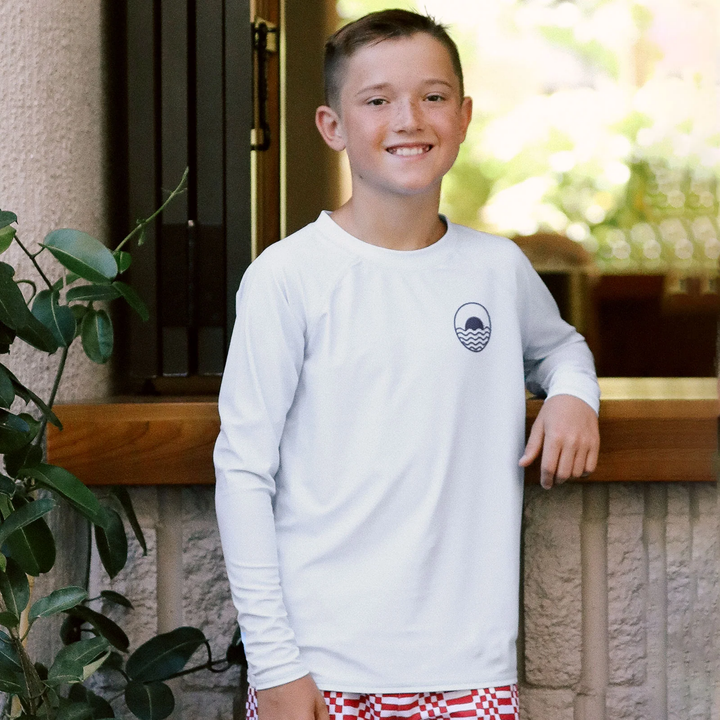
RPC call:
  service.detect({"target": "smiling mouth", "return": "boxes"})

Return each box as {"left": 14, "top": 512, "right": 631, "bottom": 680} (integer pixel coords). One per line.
{"left": 386, "top": 145, "right": 432, "bottom": 156}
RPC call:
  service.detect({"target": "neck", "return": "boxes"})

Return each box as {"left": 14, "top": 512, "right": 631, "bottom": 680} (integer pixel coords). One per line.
{"left": 330, "top": 185, "right": 446, "bottom": 251}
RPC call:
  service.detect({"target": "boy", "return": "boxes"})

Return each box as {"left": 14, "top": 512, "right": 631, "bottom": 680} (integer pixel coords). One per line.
{"left": 215, "top": 9, "right": 599, "bottom": 720}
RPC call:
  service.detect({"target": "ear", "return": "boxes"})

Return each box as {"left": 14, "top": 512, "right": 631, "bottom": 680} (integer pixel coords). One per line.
{"left": 315, "top": 105, "right": 346, "bottom": 151}
{"left": 458, "top": 96, "right": 473, "bottom": 143}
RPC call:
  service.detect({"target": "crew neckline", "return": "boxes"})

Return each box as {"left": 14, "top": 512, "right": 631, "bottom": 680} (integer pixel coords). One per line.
{"left": 315, "top": 210, "right": 457, "bottom": 267}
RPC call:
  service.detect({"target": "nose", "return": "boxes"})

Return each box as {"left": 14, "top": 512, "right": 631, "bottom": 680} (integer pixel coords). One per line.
{"left": 392, "top": 98, "right": 423, "bottom": 132}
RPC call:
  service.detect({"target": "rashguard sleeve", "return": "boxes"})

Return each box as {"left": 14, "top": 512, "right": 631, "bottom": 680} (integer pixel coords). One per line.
{"left": 517, "top": 253, "right": 600, "bottom": 414}
{"left": 214, "top": 255, "right": 309, "bottom": 690}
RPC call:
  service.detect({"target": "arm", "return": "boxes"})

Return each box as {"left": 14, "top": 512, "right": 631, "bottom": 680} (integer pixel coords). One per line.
{"left": 515, "top": 253, "right": 600, "bottom": 489}
{"left": 214, "top": 256, "right": 323, "bottom": 717}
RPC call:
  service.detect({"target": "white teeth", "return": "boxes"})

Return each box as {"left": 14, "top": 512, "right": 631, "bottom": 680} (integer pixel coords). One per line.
{"left": 389, "top": 145, "right": 429, "bottom": 156}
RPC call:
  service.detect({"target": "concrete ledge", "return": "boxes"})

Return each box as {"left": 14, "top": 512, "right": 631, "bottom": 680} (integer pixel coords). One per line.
{"left": 47, "top": 378, "right": 717, "bottom": 486}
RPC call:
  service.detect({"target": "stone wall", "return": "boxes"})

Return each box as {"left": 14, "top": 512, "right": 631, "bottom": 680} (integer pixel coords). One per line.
{"left": 520, "top": 482, "right": 719, "bottom": 720}
{"left": 75, "top": 481, "right": 719, "bottom": 720}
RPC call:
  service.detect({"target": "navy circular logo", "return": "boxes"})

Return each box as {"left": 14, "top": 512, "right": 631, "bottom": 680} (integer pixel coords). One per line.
{"left": 454, "top": 302, "right": 491, "bottom": 352}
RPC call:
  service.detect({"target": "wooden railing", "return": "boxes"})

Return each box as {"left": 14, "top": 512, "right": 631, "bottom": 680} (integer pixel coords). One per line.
{"left": 47, "top": 378, "right": 717, "bottom": 486}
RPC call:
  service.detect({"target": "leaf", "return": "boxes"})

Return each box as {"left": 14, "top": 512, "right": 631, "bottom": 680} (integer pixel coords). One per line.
{"left": 0, "top": 412, "right": 42, "bottom": 475}
{"left": 0, "top": 212, "right": 17, "bottom": 229}
{"left": 2, "top": 503, "right": 55, "bottom": 576}
{"left": 0, "top": 664, "right": 23, "bottom": 694}
{"left": 111, "top": 487, "right": 147, "bottom": 555}
{"left": 113, "top": 282, "right": 149, "bottom": 322}
{"left": 16, "top": 412, "right": 41, "bottom": 441}
{"left": 103, "top": 650, "right": 125, "bottom": 672}
{"left": 225, "top": 625, "right": 246, "bottom": 666}
{"left": 16, "top": 312, "right": 60, "bottom": 353}
{"left": 100, "top": 590, "right": 133, "bottom": 609}
{"left": 66, "top": 284, "right": 121, "bottom": 303}
{"left": 0, "top": 364, "right": 15, "bottom": 407}
{"left": 81, "top": 308, "right": 113, "bottom": 364}
{"left": 124, "top": 681, "right": 175, "bottom": 720}
{"left": 0, "top": 557, "right": 30, "bottom": 618}
{"left": 114, "top": 250, "right": 132, "bottom": 273}
{"left": 94, "top": 508, "right": 128, "bottom": 579}
{"left": 82, "top": 650, "right": 111, "bottom": 681}
{"left": 56, "top": 702, "right": 94, "bottom": 720}
{"left": 32, "top": 289, "right": 76, "bottom": 347}
{"left": 30, "top": 585, "right": 88, "bottom": 621}
{"left": 69, "top": 304, "right": 87, "bottom": 335}
{"left": 0, "top": 630, "right": 21, "bottom": 672}
{"left": 69, "top": 685, "right": 115, "bottom": 719}
{"left": 126, "top": 627, "right": 206, "bottom": 682}
{"left": 0, "top": 321, "right": 15, "bottom": 353}
{"left": 0, "top": 226, "right": 15, "bottom": 255}
{"left": 0, "top": 475, "right": 15, "bottom": 495}
{"left": 60, "top": 614, "right": 84, "bottom": 645}
{"left": 0, "top": 264, "right": 59, "bottom": 353}
{"left": 24, "top": 464, "right": 106, "bottom": 527}
{"left": 0, "top": 496, "right": 55, "bottom": 548}
{"left": 48, "top": 636, "right": 109, "bottom": 685}
{"left": 0, "top": 611, "right": 18, "bottom": 628}
{"left": 41, "top": 230, "right": 118, "bottom": 284}
{"left": 4, "top": 441, "right": 43, "bottom": 478}
{"left": 6, "top": 366, "right": 62, "bottom": 429}
{"left": 0, "top": 410, "right": 31, "bottom": 454}
{"left": 0, "top": 263, "right": 29, "bottom": 329}
{"left": 65, "top": 606, "right": 129, "bottom": 652}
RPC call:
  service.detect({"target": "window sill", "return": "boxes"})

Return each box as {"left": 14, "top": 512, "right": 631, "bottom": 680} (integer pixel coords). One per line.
{"left": 46, "top": 378, "right": 717, "bottom": 486}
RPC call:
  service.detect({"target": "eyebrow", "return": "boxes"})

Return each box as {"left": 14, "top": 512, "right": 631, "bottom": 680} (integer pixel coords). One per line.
{"left": 354, "top": 79, "right": 455, "bottom": 97}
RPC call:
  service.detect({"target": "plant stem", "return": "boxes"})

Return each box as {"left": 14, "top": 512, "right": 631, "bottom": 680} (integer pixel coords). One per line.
{"left": 46, "top": 345, "right": 68, "bottom": 412}
{"left": 13, "top": 234, "right": 54, "bottom": 290}
{"left": 114, "top": 167, "right": 189, "bottom": 253}
{"left": 160, "top": 657, "right": 231, "bottom": 681}
{"left": 83, "top": 519, "right": 92, "bottom": 589}
{"left": 34, "top": 345, "right": 69, "bottom": 446}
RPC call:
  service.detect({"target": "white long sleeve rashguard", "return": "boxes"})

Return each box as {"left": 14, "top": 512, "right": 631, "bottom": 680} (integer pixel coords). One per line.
{"left": 214, "top": 212, "right": 599, "bottom": 693}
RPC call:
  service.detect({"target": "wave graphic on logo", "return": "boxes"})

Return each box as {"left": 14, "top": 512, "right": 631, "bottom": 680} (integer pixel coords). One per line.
{"left": 454, "top": 302, "right": 491, "bottom": 353}
{"left": 456, "top": 327, "right": 491, "bottom": 352}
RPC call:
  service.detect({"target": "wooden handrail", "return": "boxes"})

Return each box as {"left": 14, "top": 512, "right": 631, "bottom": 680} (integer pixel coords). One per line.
{"left": 47, "top": 379, "right": 717, "bottom": 486}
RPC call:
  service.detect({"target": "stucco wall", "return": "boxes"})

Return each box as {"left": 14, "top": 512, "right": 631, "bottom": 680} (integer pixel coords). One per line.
{"left": 0, "top": 0, "right": 111, "bottom": 403}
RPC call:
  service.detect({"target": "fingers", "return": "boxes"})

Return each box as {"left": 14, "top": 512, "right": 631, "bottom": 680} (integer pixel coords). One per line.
{"left": 585, "top": 438, "right": 599, "bottom": 475}
{"left": 519, "top": 417, "right": 544, "bottom": 468}
{"left": 539, "top": 436, "right": 561, "bottom": 489}
{"left": 541, "top": 439, "right": 594, "bottom": 489}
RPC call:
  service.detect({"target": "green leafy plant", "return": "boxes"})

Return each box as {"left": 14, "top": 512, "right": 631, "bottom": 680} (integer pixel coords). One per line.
{"left": 0, "top": 171, "right": 245, "bottom": 719}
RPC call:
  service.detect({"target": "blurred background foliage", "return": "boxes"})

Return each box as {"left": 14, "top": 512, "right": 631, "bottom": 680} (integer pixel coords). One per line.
{"left": 336, "top": 0, "right": 720, "bottom": 274}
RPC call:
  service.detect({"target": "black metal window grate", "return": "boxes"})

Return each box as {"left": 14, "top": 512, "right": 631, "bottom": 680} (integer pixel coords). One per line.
{"left": 126, "top": 0, "right": 252, "bottom": 382}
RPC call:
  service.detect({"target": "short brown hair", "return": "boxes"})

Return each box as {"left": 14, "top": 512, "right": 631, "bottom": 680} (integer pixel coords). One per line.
{"left": 324, "top": 9, "right": 465, "bottom": 109}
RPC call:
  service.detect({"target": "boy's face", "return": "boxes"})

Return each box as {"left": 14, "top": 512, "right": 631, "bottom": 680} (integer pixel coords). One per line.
{"left": 316, "top": 33, "right": 472, "bottom": 201}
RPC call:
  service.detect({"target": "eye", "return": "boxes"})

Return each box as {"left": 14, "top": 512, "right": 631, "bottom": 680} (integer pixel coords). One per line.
{"left": 367, "top": 98, "right": 387, "bottom": 106}
{"left": 425, "top": 93, "right": 446, "bottom": 102}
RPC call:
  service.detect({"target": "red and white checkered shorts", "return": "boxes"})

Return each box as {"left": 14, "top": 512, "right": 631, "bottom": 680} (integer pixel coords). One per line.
{"left": 246, "top": 684, "right": 519, "bottom": 719}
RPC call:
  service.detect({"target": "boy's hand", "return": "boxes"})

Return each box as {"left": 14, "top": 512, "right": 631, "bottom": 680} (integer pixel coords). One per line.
{"left": 257, "top": 674, "right": 329, "bottom": 720}
{"left": 519, "top": 394, "right": 599, "bottom": 490}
